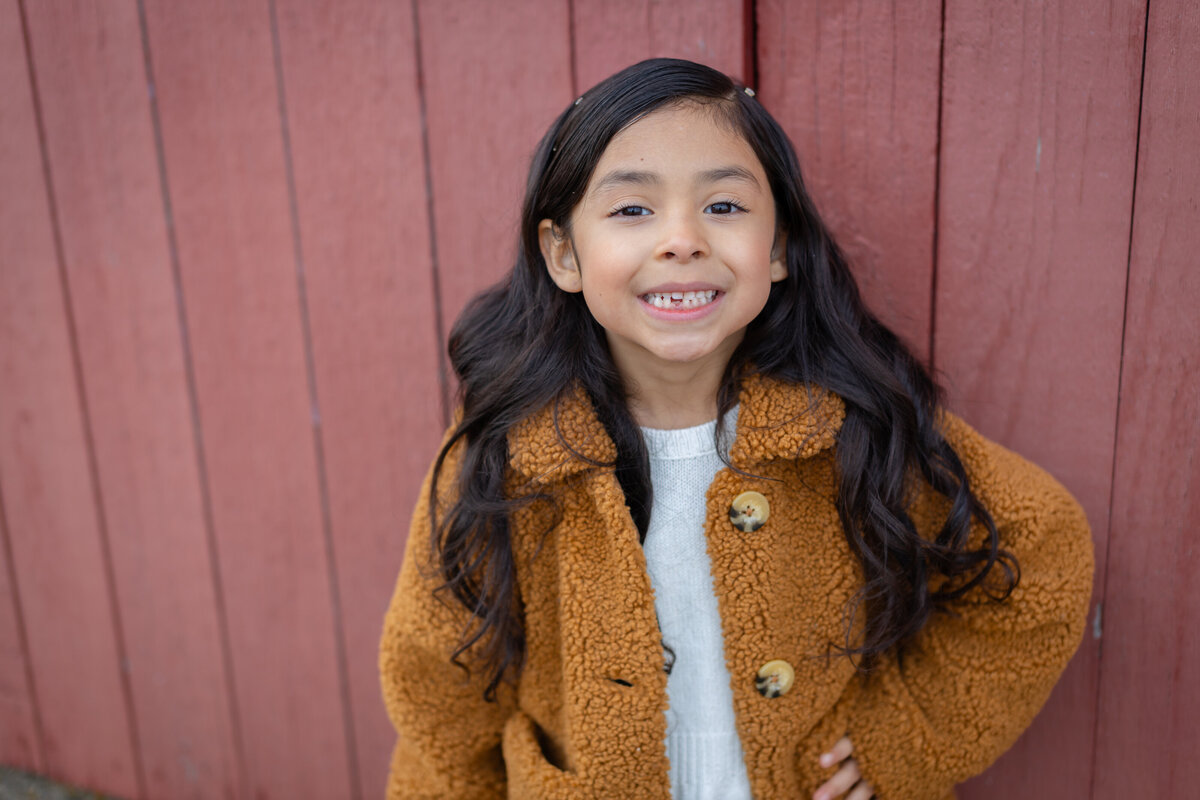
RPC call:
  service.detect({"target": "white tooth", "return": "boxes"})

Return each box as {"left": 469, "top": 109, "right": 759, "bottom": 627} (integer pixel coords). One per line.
{"left": 644, "top": 290, "right": 720, "bottom": 309}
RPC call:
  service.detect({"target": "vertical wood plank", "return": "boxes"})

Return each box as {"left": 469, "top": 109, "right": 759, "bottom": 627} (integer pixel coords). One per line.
{"left": 273, "top": 2, "right": 443, "bottom": 795}
{"left": 572, "top": 0, "right": 746, "bottom": 91}
{"left": 0, "top": 510, "right": 41, "bottom": 773}
{"left": 0, "top": 1, "right": 139, "bottom": 794}
{"left": 140, "top": 2, "right": 352, "bottom": 797}
{"left": 20, "top": 2, "right": 242, "bottom": 797}
{"left": 419, "top": 0, "right": 574, "bottom": 336}
{"left": 757, "top": 0, "right": 941, "bottom": 360}
{"left": 1093, "top": 0, "right": 1200, "bottom": 795}
{"left": 935, "top": 1, "right": 1144, "bottom": 797}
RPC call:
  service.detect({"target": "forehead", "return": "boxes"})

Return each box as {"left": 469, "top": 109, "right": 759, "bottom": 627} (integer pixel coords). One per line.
{"left": 589, "top": 102, "right": 765, "bottom": 184}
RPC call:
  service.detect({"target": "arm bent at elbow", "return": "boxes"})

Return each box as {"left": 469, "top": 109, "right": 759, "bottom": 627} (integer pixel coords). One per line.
{"left": 823, "top": 413, "right": 1095, "bottom": 799}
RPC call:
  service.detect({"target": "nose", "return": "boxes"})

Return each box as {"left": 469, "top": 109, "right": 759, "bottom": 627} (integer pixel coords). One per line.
{"left": 655, "top": 212, "right": 709, "bottom": 264}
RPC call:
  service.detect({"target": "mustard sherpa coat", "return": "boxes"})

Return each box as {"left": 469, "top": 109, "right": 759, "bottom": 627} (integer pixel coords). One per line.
{"left": 380, "top": 374, "right": 1093, "bottom": 799}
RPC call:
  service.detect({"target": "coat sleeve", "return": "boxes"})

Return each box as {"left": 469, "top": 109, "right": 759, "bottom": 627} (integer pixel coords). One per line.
{"left": 379, "top": 444, "right": 516, "bottom": 799}
{"left": 813, "top": 412, "right": 1095, "bottom": 800}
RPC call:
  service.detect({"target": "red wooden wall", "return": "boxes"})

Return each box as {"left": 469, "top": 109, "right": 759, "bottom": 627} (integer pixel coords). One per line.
{"left": 0, "top": 1, "right": 1194, "bottom": 798}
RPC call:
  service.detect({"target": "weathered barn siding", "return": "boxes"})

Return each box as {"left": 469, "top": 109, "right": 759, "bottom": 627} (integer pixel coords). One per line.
{"left": 0, "top": 1, "right": 1192, "bottom": 798}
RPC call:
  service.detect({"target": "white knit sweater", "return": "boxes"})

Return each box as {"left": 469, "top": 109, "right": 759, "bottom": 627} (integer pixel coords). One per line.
{"left": 640, "top": 407, "right": 752, "bottom": 800}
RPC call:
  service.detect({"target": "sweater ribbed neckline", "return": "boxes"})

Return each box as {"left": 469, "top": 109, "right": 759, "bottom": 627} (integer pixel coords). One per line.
{"left": 640, "top": 405, "right": 739, "bottom": 460}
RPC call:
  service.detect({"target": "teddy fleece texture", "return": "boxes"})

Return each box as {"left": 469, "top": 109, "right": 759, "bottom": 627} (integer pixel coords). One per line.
{"left": 379, "top": 374, "right": 1094, "bottom": 799}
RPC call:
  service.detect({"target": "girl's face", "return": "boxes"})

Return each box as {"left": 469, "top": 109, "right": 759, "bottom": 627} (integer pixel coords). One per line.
{"left": 539, "top": 102, "right": 785, "bottom": 382}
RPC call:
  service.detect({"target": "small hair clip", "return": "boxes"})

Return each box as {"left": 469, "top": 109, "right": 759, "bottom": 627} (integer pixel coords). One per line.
{"left": 574, "top": 96, "right": 583, "bottom": 106}
{"left": 743, "top": 86, "right": 756, "bottom": 97}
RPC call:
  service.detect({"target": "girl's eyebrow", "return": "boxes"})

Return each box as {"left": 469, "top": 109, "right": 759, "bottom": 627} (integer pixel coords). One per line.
{"left": 698, "top": 166, "right": 760, "bottom": 187}
{"left": 591, "top": 169, "right": 658, "bottom": 195}
{"left": 590, "top": 165, "right": 761, "bottom": 196}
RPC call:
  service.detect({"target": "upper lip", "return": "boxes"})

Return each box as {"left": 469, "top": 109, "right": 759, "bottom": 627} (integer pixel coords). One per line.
{"left": 640, "top": 282, "right": 722, "bottom": 294}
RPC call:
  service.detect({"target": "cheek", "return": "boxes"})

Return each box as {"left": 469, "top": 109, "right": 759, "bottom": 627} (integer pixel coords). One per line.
{"left": 716, "top": 219, "right": 775, "bottom": 260}
{"left": 576, "top": 247, "right": 641, "bottom": 296}
{"left": 580, "top": 269, "right": 621, "bottom": 301}
{"left": 582, "top": 280, "right": 631, "bottom": 316}
{"left": 730, "top": 245, "right": 779, "bottom": 288}
{"left": 576, "top": 269, "right": 626, "bottom": 324}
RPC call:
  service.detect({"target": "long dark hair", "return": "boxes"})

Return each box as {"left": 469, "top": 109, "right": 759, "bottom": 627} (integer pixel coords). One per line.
{"left": 428, "top": 58, "right": 1017, "bottom": 700}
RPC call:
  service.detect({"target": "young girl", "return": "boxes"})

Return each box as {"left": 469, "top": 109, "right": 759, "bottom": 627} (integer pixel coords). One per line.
{"left": 379, "top": 59, "right": 1093, "bottom": 800}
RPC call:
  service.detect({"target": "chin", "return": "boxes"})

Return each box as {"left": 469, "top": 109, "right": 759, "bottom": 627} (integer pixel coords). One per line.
{"left": 647, "top": 342, "right": 725, "bottom": 365}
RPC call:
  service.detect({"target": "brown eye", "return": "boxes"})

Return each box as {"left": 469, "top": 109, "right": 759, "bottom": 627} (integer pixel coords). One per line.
{"left": 612, "top": 205, "right": 650, "bottom": 217}
{"left": 706, "top": 200, "right": 746, "bottom": 215}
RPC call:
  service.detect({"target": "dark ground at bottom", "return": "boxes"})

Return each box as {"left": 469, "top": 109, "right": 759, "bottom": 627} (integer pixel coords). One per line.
{"left": 0, "top": 768, "right": 120, "bottom": 800}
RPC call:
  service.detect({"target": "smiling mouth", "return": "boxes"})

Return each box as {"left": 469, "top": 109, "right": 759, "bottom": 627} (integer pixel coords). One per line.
{"left": 641, "top": 290, "right": 720, "bottom": 309}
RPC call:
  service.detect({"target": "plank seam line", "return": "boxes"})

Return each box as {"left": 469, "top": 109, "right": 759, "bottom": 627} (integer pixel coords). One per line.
{"left": 18, "top": 2, "right": 148, "bottom": 793}
{"left": 928, "top": 0, "right": 947, "bottom": 373}
{"left": 0, "top": 436, "right": 45, "bottom": 769}
{"left": 267, "top": 4, "right": 362, "bottom": 798}
{"left": 1088, "top": 1, "right": 1151, "bottom": 796}
{"left": 0, "top": 471, "right": 45, "bottom": 771}
{"left": 744, "top": 0, "right": 758, "bottom": 89}
{"left": 134, "top": 1, "right": 250, "bottom": 794}
{"left": 411, "top": 0, "right": 451, "bottom": 426}
{"left": 5, "top": 2, "right": 51, "bottom": 774}
{"left": 567, "top": 0, "right": 578, "bottom": 98}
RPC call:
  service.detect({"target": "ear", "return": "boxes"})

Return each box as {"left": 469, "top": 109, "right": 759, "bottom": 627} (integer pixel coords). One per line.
{"left": 769, "top": 233, "right": 788, "bottom": 282}
{"left": 539, "top": 219, "right": 582, "bottom": 293}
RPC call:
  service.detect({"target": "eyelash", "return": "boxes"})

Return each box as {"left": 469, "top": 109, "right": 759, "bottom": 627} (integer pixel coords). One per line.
{"left": 608, "top": 199, "right": 749, "bottom": 217}
{"left": 707, "top": 199, "right": 749, "bottom": 215}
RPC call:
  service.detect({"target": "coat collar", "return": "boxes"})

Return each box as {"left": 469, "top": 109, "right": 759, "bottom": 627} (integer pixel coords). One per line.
{"left": 508, "top": 373, "right": 846, "bottom": 484}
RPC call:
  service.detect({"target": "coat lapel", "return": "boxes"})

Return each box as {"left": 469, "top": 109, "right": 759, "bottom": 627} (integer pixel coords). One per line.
{"left": 508, "top": 373, "right": 846, "bottom": 481}
{"left": 506, "top": 374, "right": 860, "bottom": 797}
{"left": 508, "top": 384, "right": 615, "bottom": 485}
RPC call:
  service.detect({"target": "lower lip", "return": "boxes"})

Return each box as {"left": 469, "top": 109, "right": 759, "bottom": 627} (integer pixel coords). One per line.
{"left": 639, "top": 292, "right": 724, "bottom": 321}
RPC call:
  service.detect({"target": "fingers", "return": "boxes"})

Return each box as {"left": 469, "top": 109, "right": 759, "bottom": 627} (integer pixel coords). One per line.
{"left": 846, "top": 781, "right": 875, "bottom": 800}
{"left": 818, "top": 735, "right": 853, "bottom": 769}
{"left": 814, "top": 735, "right": 876, "bottom": 800}
{"left": 813, "top": 759, "right": 862, "bottom": 800}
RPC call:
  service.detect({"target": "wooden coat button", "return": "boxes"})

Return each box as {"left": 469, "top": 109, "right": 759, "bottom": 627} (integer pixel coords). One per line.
{"left": 755, "top": 659, "right": 795, "bottom": 698}
{"left": 729, "top": 491, "right": 770, "bottom": 532}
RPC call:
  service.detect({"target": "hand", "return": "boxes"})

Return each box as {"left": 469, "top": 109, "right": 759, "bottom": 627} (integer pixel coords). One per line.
{"left": 813, "top": 735, "right": 875, "bottom": 800}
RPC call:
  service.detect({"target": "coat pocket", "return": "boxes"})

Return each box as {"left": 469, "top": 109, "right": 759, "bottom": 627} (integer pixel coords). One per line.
{"left": 503, "top": 710, "right": 582, "bottom": 799}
